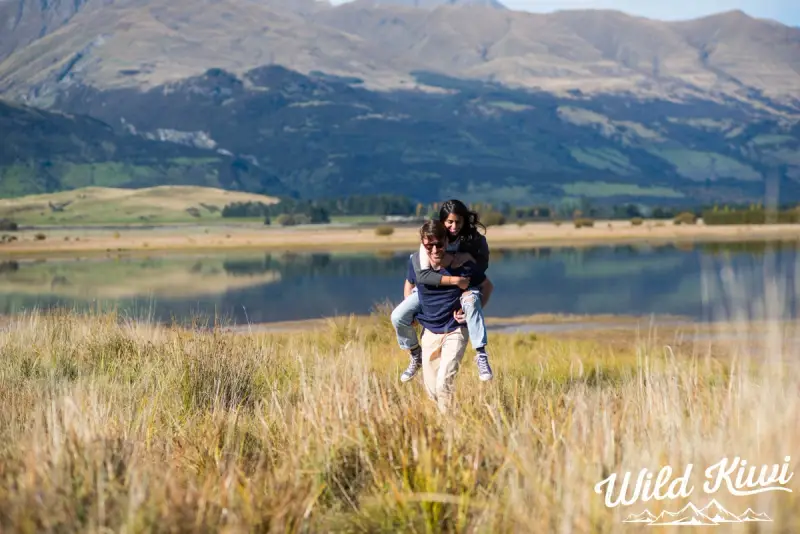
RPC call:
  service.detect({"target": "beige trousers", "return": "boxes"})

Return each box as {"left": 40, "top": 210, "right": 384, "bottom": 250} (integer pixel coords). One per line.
{"left": 420, "top": 326, "right": 468, "bottom": 414}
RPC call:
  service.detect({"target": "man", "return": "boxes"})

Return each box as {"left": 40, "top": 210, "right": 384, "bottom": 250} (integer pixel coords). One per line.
{"left": 401, "top": 220, "right": 494, "bottom": 414}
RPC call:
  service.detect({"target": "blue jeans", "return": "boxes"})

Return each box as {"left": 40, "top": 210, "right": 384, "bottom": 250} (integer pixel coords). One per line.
{"left": 390, "top": 287, "right": 488, "bottom": 352}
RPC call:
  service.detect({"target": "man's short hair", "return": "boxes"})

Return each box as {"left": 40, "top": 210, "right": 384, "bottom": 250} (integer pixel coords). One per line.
{"left": 419, "top": 219, "right": 448, "bottom": 243}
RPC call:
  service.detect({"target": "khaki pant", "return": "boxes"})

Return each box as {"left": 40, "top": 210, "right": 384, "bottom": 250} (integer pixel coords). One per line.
{"left": 420, "top": 326, "right": 468, "bottom": 414}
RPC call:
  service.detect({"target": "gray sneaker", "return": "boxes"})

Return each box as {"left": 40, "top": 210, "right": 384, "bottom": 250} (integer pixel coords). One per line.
{"left": 475, "top": 351, "right": 493, "bottom": 381}
{"left": 400, "top": 352, "right": 422, "bottom": 382}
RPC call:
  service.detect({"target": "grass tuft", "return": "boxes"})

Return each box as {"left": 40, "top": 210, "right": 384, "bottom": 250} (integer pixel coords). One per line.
{"left": 0, "top": 308, "right": 797, "bottom": 532}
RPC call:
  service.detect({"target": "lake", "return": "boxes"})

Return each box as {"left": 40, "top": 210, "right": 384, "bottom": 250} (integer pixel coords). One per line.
{"left": 0, "top": 241, "right": 798, "bottom": 326}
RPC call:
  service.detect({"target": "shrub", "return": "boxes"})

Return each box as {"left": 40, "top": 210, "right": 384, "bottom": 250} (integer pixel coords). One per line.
{"left": 573, "top": 218, "right": 594, "bottom": 228}
{"left": 34, "top": 233, "right": 46, "bottom": 241}
{"left": 482, "top": 211, "right": 506, "bottom": 227}
{"left": 673, "top": 212, "right": 697, "bottom": 225}
{"left": 0, "top": 219, "right": 18, "bottom": 231}
{"left": 631, "top": 217, "right": 644, "bottom": 226}
{"left": 701, "top": 208, "right": 800, "bottom": 225}
{"left": 275, "top": 214, "right": 296, "bottom": 226}
{"left": 374, "top": 225, "right": 394, "bottom": 236}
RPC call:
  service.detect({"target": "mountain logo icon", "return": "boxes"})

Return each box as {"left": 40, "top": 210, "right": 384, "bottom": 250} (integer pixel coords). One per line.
{"left": 623, "top": 499, "right": 772, "bottom": 526}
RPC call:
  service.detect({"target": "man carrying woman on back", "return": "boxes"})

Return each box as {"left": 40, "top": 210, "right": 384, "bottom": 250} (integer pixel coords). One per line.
{"left": 390, "top": 199, "right": 495, "bottom": 384}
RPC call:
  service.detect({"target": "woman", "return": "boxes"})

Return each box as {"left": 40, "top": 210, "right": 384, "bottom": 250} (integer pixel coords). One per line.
{"left": 390, "top": 199, "right": 494, "bottom": 383}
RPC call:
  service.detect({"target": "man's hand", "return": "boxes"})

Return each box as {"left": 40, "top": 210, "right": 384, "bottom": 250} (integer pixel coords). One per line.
{"left": 453, "top": 308, "right": 466, "bottom": 324}
{"left": 455, "top": 277, "right": 470, "bottom": 290}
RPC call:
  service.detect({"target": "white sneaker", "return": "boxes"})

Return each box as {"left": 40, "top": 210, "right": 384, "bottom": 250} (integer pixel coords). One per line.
{"left": 475, "top": 352, "right": 493, "bottom": 381}
{"left": 400, "top": 353, "right": 422, "bottom": 382}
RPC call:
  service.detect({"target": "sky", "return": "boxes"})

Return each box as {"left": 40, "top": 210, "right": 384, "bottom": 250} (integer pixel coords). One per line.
{"left": 329, "top": 0, "right": 800, "bottom": 26}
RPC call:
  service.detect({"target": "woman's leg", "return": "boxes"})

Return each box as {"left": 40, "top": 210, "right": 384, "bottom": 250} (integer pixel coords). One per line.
{"left": 460, "top": 289, "right": 493, "bottom": 381}
{"left": 390, "top": 289, "right": 423, "bottom": 382}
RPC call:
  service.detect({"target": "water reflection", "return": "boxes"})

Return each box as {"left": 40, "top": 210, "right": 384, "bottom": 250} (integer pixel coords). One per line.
{"left": 0, "top": 241, "right": 797, "bottom": 325}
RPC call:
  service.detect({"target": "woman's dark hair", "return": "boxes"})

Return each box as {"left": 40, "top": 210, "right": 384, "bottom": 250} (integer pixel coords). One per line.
{"left": 438, "top": 199, "right": 486, "bottom": 242}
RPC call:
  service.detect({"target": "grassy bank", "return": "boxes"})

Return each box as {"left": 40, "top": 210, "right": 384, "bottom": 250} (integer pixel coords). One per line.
{"left": 3, "top": 219, "right": 800, "bottom": 259}
{"left": 0, "top": 186, "right": 278, "bottom": 225}
{"left": 0, "top": 308, "right": 797, "bottom": 532}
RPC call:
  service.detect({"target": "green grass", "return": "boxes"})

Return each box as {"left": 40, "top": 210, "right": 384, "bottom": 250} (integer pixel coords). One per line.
{"left": 0, "top": 186, "right": 278, "bottom": 225}
{"left": 647, "top": 148, "right": 761, "bottom": 181}
{"left": 0, "top": 166, "right": 43, "bottom": 197}
{"left": 750, "top": 134, "right": 795, "bottom": 146}
{"left": 329, "top": 215, "right": 386, "bottom": 224}
{"left": 486, "top": 101, "right": 533, "bottom": 112}
{"left": 568, "top": 148, "right": 637, "bottom": 174}
{"left": 560, "top": 181, "right": 684, "bottom": 198}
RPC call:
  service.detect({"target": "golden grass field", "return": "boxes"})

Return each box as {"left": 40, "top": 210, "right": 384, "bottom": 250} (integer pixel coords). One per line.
{"left": 0, "top": 305, "right": 798, "bottom": 532}
{"left": 2, "top": 217, "right": 800, "bottom": 259}
{"left": 0, "top": 186, "right": 278, "bottom": 225}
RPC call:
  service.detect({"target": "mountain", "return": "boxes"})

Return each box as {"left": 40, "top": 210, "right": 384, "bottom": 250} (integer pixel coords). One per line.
{"left": 0, "top": 99, "right": 294, "bottom": 198}
{"left": 623, "top": 510, "right": 657, "bottom": 523}
{"left": 738, "top": 508, "right": 772, "bottom": 522}
{"left": 650, "top": 503, "right": 717, "bottom": 526}
{"left": 699, "top": 499, "right": 740, "bottom": 522}
{"left": 0, "top": 0, "right": 89, "bottom": 61}
{"left": 33, "top": 64, "right": 800, "bottom": 205}
{"left": 0, "top": 1, "right": 799, "bottom": 204}
{"left": 1, "top": 2, "right": 798, "bottom": 107}
{"left": 365, "top": 0, "right": 505, "bottom": 8}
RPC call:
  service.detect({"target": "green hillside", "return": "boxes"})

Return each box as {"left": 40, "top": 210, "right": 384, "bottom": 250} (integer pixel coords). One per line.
{"left": 39, "top": 66, "right": 800, "bottom": 206}
{"left": 0, "top": 99, "right": 294, "bottom": 199}
{"left": 0, "top": 186, "right": 278, "bottom": 225}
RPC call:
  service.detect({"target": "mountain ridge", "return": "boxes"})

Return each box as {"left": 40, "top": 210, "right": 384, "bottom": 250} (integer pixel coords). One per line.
{"left": 4, "top": 63, "right": 798, "bottom": 205}
{"left": 1, "top": 0, "right": 799, "bottom": 111}
{"left": 1, "top": 1, "right": 799, "bottom": 205}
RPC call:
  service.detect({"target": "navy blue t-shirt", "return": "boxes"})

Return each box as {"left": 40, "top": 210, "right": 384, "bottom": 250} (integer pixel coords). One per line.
{"left": 407, "top": 254, "right": 486, "bottom": 334}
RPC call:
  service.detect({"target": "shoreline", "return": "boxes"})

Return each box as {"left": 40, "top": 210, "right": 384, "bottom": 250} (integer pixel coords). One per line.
{"left": 1, "top": 220, "right": 799, "bottom": 260}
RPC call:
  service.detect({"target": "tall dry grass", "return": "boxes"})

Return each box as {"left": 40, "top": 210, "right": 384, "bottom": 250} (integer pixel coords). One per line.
{"left": 0, "top": 304, "right": 798, "bottom": 533}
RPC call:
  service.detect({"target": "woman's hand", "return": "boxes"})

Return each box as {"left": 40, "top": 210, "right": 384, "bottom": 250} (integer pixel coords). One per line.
{"left": 450, "top": 253, "right": 475, "bottom": 268}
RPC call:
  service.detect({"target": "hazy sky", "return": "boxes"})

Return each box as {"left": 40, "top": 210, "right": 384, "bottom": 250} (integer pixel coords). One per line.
{"left": 329, "top": 0, "right": 800, "bottom": 26}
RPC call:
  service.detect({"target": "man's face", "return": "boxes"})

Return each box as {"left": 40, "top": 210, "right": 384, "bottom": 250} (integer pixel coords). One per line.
{"left": 422, "top": 235, "right": 446, "bottom": 264}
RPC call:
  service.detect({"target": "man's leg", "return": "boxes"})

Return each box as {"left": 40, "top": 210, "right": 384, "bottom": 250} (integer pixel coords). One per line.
{"left": 460, "top": 289, "right": 493, "bottom": 381}
{"left": 391, "top": 289, "right": 422, "bottom": 382}
{"left": 435, "top": 327, "right": 468, "bottom": 414}
{"left": 420, "top": 329, "right": 443, "bottom": 403}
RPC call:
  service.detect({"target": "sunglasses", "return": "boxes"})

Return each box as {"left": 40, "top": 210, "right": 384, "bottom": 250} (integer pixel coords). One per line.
{"left": 423, "top": 241, "right": 445, "bottom": 251}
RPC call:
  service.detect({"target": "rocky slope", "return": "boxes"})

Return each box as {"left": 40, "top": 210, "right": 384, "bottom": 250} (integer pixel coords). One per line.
{"left": 1, "top": 1, "right": 798, "bottom": 108}
{"left": 0, "top": 0, "right": 799, "bottom": 204}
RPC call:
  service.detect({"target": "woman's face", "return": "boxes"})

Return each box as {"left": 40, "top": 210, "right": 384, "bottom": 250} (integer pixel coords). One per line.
{"left": 443, "top": 213, "right": 464, "bottom": 236}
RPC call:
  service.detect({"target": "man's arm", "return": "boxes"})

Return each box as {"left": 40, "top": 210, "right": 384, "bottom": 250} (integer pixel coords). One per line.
{"left": 412, "top": 251, "right": 469, "bottom": 288}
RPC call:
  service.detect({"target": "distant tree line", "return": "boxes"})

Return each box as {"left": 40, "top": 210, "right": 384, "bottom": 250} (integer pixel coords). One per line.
{"left": 222, "top": 194, "right": 417, "bottom": 225}
{"left": 0, "top": 219, "right": 18, "bottom": 231}
{"left": 701, "top": 204, "right": 800, "bottom": 225}
{"left": 221, "top": 194, "right": 800, "bottom": 227}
